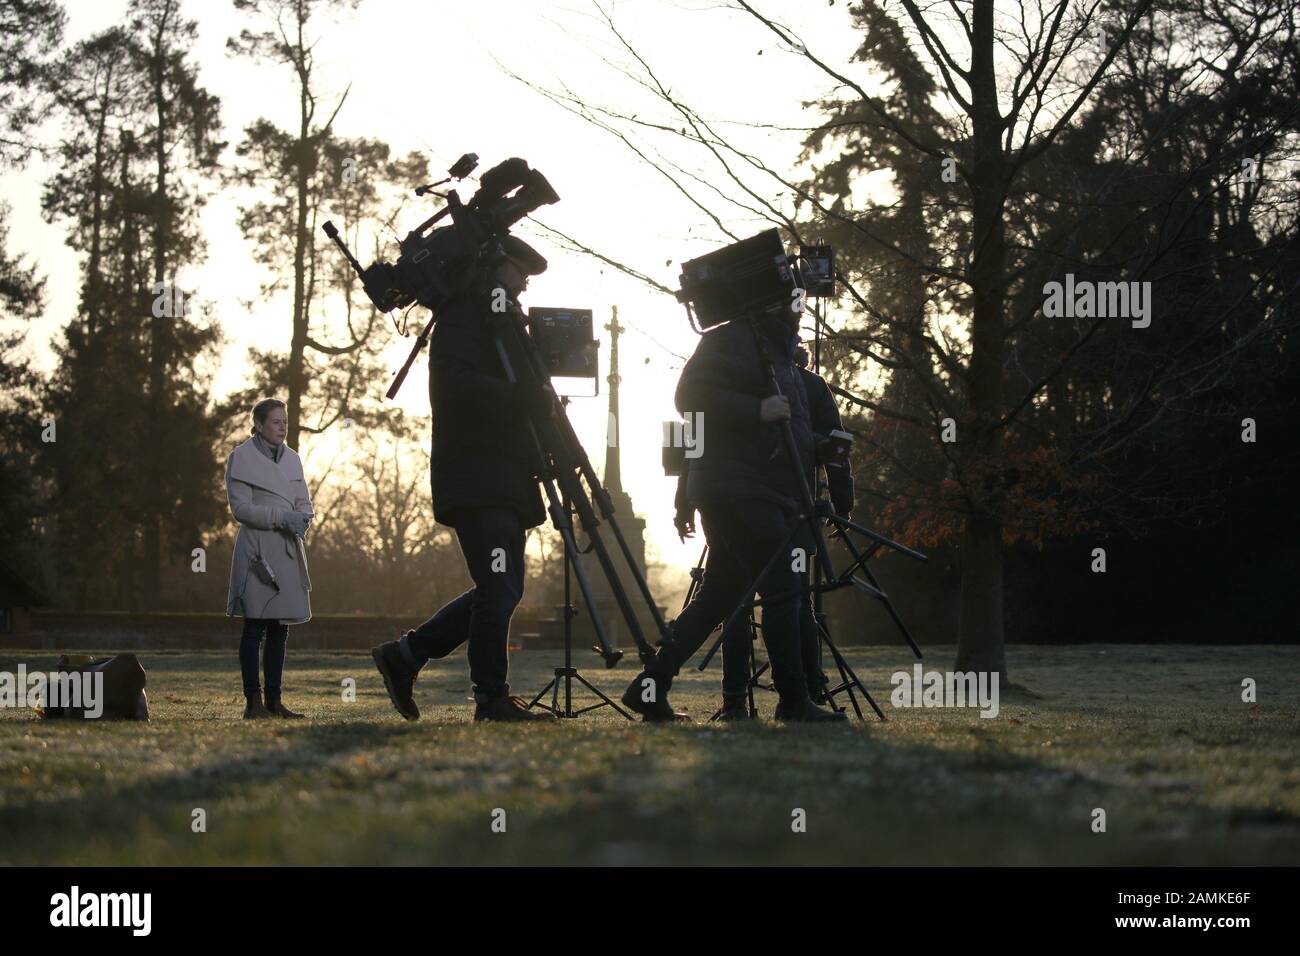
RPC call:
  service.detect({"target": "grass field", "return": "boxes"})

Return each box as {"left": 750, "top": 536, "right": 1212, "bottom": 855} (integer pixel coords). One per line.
{"left": 1, "top": 644, "right": 1297, "bottom": 865}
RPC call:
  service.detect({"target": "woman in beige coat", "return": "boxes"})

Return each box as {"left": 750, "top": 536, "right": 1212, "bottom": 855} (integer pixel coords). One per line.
{"left": 226, "top": 398, "right": 313, "bottom": 719}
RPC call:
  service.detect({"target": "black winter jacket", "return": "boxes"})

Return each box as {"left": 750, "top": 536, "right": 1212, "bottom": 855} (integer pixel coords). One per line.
{"left": 428, "top": 290, "right": 546, "bottom": 529}
{"left": 673, "top": 362, "right": 855, "bottom": 519}
{"left": 677, "top": 316, "right": 816, "bottom": 514}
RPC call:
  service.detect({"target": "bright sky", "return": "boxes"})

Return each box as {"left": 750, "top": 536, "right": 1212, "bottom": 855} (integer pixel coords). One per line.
{"left": 2, "top": 0, "right": 872, "bottom": 592}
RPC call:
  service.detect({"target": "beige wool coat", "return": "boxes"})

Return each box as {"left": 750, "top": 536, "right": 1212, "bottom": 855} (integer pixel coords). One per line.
{"left": 225, "top": 438, "right": 313, "bottom": 624}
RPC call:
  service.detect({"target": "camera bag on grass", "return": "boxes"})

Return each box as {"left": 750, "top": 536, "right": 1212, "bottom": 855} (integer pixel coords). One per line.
{"left": 40, "top": 653, "right": 149, "bottom": 720}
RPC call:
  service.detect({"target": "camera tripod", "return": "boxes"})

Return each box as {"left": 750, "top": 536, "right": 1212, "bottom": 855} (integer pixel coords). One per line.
{"left": 686, "top": 311, "right": 926, "bottom": 722}
{"left": 472, "top": 292, "right": 668, "bottom": 691}
{"left": 526, "top": 404, "right": 633, "bottom": 720}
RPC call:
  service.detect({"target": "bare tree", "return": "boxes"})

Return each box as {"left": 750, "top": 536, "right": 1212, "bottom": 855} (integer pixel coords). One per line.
{"left": 504, "top": 0, "right": 1300, "bottom": 682}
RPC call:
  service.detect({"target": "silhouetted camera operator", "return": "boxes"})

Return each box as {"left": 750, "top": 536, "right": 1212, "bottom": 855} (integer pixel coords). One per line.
{"left": 709, "top": 342, "right": 856, "bottom": 718}
{"left": 622, "top": 309, "right": 846, "bottom": 722}
{"left": 372, "top": 237, "right": 555, "bottom": 722}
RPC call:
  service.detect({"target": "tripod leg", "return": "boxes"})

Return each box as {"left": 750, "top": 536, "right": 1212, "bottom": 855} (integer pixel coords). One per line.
{"left": 698, "top": 595, "right": 759, "bottom": 672}
{"left": 487, "top": 321, "right": 628, "bottom": 666}
{"left": 682, "top": 545, "right": 707, "bottom": 611}
{"left": 746, "top": 618, "right": 764, "bottom": 717}
{"left": 494, "top": 307, "right": 666, "bottom": 661}
{"left": 571, "top": 671, "right": 633, "bottom": 720}
{"left": 588, "top": 482, "right": 672, "bottom": 637}
{"left": 748, "top": 660, "right": 771, "bottom": 717}
{"left": 819, "top": 627, "right": 886, "bottom": 721}
{"left": 528, "top": 676, "right": 558, "bottom": 713}
{"left": 536, "top": 475, "right": 622, "bottom": 664}
{"left": 833, "top": 523, "right": 923, "bottom": 659}
{"left": 562, "top": 472, "right": 659, "bottom": 662}
{"left": 832, "top": 651, "right": 864, "bottom": 720}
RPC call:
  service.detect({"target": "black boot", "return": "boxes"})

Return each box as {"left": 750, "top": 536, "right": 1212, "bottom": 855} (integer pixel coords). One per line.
{"left": 243, "top": 694, "right": 272, "bottom": 719}
{"left": 620, "top": 669, "right": 690, "bottom": 722}
{"left": 265, "top": 693, "right": 305, "bottom": 719}
{"left": 372, "top": 637, "right": 420, "bottom": 721}
{"left": 474, "top": 695, "right": 556, "bottom": 722}
{"left": 774, "top": 695, "right": 847, "bottom": 723}
{"left": 717, "top": 693, "right": 753, "bottom": 721}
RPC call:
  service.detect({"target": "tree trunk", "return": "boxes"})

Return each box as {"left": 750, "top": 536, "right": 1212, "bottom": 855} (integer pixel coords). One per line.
{"left": 87, "top": 91, "right": 108, "bottom": 336}
{"left": 954, "top": 511, "right": 1007, "bottom": 678}
{"left": 954, "top": 0, "right": 1009, "bottom": 684}
{"left": 144, "top": 11, "right": 170, "bottom": 608}
{"left": 285, "top": 10, "right": 312, "bottom": 452}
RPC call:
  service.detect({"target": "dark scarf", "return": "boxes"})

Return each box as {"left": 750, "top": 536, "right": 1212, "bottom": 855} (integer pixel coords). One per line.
{"left": 252, "top": 433, "right": 284, "bottom": 463}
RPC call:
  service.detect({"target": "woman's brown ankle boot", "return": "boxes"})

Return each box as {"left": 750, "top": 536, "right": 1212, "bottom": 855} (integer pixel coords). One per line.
{"left": 265, "top": 694, "right": 305, "bottom": 719}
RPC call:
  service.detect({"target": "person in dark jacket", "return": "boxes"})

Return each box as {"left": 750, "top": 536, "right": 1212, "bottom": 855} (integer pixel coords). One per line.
{"left": 371, "top": 239, "right": 554, "bottom": 723}
{"left": 710, "top": 344, "right": 856, "bottom": 718}
{"left": 622, "top": 309, "right": 845, "bottom": 723}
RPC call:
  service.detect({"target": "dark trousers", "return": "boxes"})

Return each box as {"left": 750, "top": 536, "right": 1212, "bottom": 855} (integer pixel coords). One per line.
{"left": 240, "top": 618, "right": 288, "bottom": 700}
{"left": 721, "top": 576, "right": 824, "bottom": 698}
{"left": 403, "top": 507, "right": 525, "bottom": 702}
{"left": 655, "top": 498, "right": 808, "bottom": 702}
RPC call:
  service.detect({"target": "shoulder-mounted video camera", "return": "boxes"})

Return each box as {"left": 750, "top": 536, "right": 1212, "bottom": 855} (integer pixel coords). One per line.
{"left": 323, "top": 153, "right": 560, "bottom": 399}
{"left": 323, "top": 153, "right": 558, "bottom": 315}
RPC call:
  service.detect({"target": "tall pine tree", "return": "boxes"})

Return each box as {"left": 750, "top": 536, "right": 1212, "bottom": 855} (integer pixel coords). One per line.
{"left": 41, "top": 1, "right": 226, "bottom": 609}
